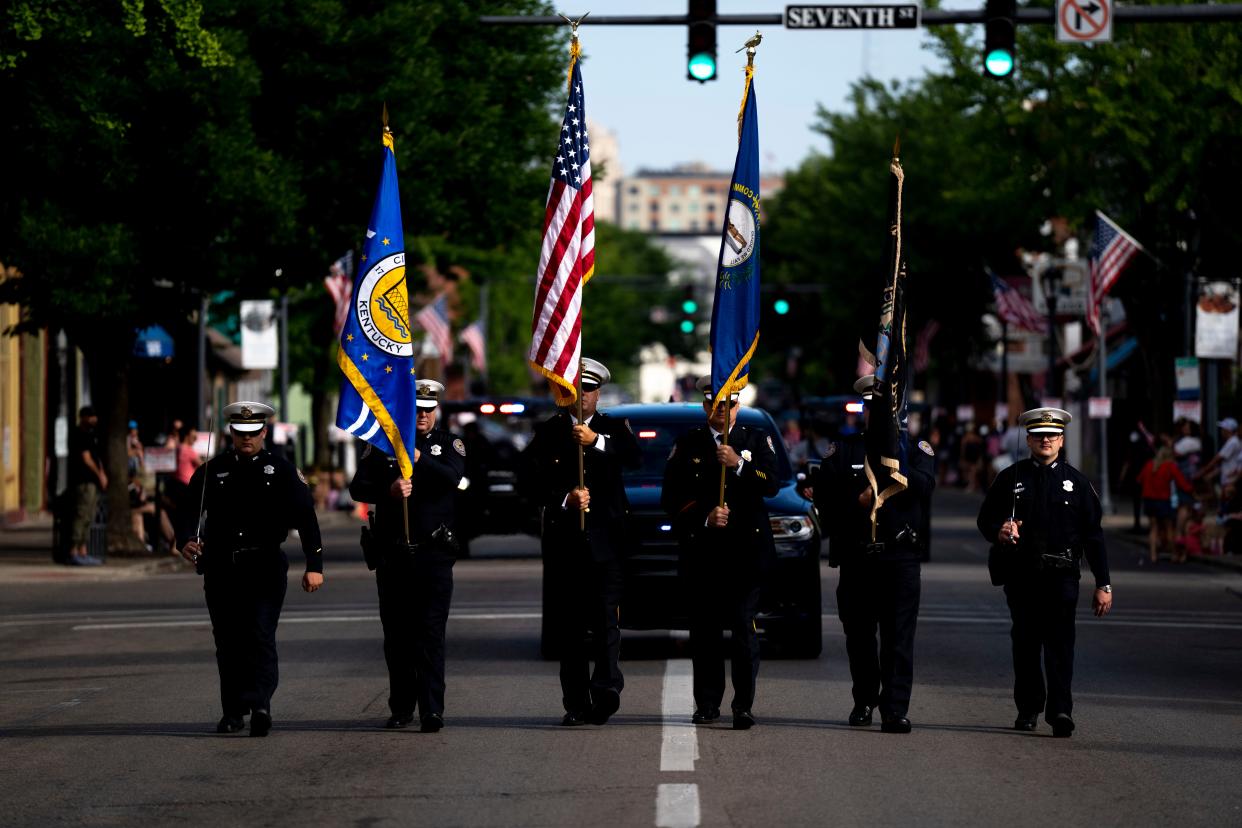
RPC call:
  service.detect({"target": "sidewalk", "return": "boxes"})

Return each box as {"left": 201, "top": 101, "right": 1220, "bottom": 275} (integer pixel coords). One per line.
{"left": 0, "top": 510, "right": 357, "bottom": 584}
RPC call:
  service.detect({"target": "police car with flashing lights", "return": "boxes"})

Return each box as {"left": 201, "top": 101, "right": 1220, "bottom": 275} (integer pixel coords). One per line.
{"left": 535, "top": 402, "right": 824, "bottom": 659}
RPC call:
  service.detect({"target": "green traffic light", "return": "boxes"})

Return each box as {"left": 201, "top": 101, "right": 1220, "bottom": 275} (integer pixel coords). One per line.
{"left": 984, "top": 48, "right": 1014, "bottom": 77}
{"left": 688, "top": 52, "right": 716, "bottom": 82}
{"left": 773, "top": 299, "right": 790, "bottom": 315}
{"left": 681, "top": 299, "right": 698, "bottom": 314}
{"left": 680, "top": 320, "right": 695, "bottom": 334}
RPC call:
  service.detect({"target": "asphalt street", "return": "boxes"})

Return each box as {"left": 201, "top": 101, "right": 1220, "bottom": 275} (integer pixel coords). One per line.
{"left": 2, "top": 489, "right": 1240, "bottom": 827}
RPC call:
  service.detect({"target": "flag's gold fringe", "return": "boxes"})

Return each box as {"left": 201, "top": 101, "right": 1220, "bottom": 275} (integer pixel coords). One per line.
{"left": 338, "top": 349, "right": 415, "bottom": 478}
{"left": 567, "top": 40, "right": 582, "bottom": 93}
{"left": 581, "top": 263, "right": 595, "bottom": 287}
{"left": 710, "top": 331, "right": 759, "bottom": 418}
{"left": 736, "top": 64, "right": 754, "bottom": 142}
{"left": 531, "top": 360, "right": 578, "bottom": 407}
{"left": 863, "top": 455, "right": 909, "bottom": 541}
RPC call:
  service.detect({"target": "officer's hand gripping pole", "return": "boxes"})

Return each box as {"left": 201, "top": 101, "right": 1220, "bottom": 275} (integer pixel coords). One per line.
{"left": 191, "top": 412, "right": 214, "bottom": 564}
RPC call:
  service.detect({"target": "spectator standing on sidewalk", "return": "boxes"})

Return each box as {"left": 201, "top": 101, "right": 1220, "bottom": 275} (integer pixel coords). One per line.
{"left": 67, "top": 406, "right": 107, "bottom": 566}
{"left": 1195, "top": 417, "right": 1242, "bottom": 496}
{"left": 1137, "top": 445, "right": 1193, "bottom": 565}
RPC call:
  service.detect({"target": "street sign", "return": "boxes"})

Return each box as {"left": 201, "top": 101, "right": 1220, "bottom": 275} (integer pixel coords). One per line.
{"left": 1057, "top": 0, "right": 1113, "bottom": 43}
{"left": 785, "top": 5, "right": 920, "bottom": 29}
{"left": 1088, "top": 396, "right": 1113, "bottom": 419}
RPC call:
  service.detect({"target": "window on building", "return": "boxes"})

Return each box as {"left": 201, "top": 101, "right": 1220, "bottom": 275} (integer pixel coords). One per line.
{"left": 669, "top": 204, "right": 680, "bottom": 213}
{"left": 669, "top": 186, "right": 681, "bottom": 196}
{"left": 689, "top": 185, "right": 701, "bottom": 196}
{"left": 628, "top": 185, "right": 640, "bottom": 195}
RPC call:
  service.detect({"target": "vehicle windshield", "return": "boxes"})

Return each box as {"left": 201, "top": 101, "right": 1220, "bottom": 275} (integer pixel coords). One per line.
{"left": 623, "top": 416, "right": 794, "bottom": 485}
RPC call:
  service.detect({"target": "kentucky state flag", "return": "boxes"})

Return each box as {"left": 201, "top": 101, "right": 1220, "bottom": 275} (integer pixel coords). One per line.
{"left": 708, "top": 69, "right": 762, "bottom": 416}
{"left": 334, "top": 128, "right": 419, "bottom": 478}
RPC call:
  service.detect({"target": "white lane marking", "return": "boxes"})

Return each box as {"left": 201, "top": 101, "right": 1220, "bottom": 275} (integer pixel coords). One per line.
{"left": 655, "top": 783, "right": 700, "bottom": 828}
{"left": 72, "top": 611, "right": 541, "bottom": 631}
{"left": 660, "top": 659, "right": 697, "bottom": 772}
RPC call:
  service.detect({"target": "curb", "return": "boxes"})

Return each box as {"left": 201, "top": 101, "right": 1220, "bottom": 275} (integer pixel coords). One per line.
{"left": 1107, "top": 527, "right": 1242, "bottom": 574}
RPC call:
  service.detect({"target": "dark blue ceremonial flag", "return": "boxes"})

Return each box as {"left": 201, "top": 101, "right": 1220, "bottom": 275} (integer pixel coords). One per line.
{"left": 709, "top": 72, "right": 761, "bottom": 416}
{"left": 335, "top": 128, "right": 419, "bottom": 478}
{"left": 864, "top": 151, "right": 911, "bottom": 534}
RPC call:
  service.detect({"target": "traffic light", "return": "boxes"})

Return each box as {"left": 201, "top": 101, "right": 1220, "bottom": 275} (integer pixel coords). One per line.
{"left": 773, "top": 298, "right": 790, "bottom": 316}
{"left": 687, "top": 0, "right": 717, "bottom": 83}
{"left": 983, "top": 0, "right": 1016, "bottom": 78}
{"left": 680, "top": 285, "right": 697, "bottom": 334}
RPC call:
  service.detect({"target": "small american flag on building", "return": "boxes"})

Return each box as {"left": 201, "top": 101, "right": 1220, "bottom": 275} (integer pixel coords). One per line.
{"left": 1087, "top": 210, "right": 1143, "bottom": 335}
{"left": 528, "top": 53, "right": 594, "bottom": 406}
{"left": 323, "top": 251, "right": 353, "bottom": 337}
{"left": 989, "top": 271, "right": 1048, "bottom": 334}
{"left": 415, "top": 293, "right": 453, "bottom": 361}
{"left": 913, "top": 318, "right": 940, "bottom": 373}
{"left": 460, "top": 320, "right": 486, "bottom": 373}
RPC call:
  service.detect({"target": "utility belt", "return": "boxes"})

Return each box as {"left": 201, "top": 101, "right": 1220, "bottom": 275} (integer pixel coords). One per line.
{"left": 865, "top": 526, "right": 921, "bottom": 556}
{"left": 828, "top": 527, "right": 920, "bottom": 566}
{"left": 196, "top": 544, "right": 280, "bottom": 574}
{"left": 361, "top": 515, "right": 458, "bottom": 571}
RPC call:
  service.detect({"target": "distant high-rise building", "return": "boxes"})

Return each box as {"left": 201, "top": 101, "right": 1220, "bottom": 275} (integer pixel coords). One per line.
{"left": 617, "top": 162, "right": 785, "bottom": 234}
{"left": 586, "top": 119, "right": 621, "bottom": 225}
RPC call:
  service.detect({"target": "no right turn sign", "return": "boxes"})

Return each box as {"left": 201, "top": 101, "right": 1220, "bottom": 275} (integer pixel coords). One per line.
{"left": 1057, "top": 0, "right": 1113, "bottom": 43}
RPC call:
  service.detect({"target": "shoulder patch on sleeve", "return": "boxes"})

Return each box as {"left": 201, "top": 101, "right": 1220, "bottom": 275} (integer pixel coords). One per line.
{"left": 361, "top": 444, "right": 373, "bottom": 459}
{"left": 453, "top": 438, "right": 466, "bottom": 457}
{"left": 918, "top": 440, "right": 935, "bottom": 457}
{"left": 766, "top": 435, "right": 775, "bottom": 453}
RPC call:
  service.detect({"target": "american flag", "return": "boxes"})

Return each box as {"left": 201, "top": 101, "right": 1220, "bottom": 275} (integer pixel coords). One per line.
{"left": 323, "top": 251, "right": 353, "bottom": 337}
{"left": 415, "top": 293, "right": 453, "bottom": 361}
{"left": 989, "top": 271, "right": 1048, "bottom": 333}
{"left": 913, "top": 318, "right": 940, "bottom": 373}
{"left": 460, "top": 319, "right": 486, "bottom": 373}
{"left": 528, "top": 55, "right": 594, "bottom": 406}
{"left": 1087, "top": 210, "right": 1143, "bottom": 334}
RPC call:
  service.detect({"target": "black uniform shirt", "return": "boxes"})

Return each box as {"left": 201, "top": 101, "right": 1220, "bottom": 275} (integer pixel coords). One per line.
{"left": 179, "top": 448, "right": 323, "bottom": 572}
{"left": 660, "top": 423, "right": 780, "bottom": 567}
{"left": 814, "top": 432, "right": 936, "bottom": 561}
{"left": 348, "top": 427, "right": 466, "bottom": 544}
{"left": 977, "top": 456, "right": 1110, "bottom": 588}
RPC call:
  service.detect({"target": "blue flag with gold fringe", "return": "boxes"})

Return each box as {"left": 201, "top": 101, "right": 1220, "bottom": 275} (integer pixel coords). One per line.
{"left": 335, "top": 127, "right": 419, "bottom": 478}
{"left": 709, "top": 68, "right": 761, "bottom": 415}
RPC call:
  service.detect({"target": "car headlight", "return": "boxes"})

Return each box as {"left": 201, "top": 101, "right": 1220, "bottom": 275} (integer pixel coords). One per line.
{"left": 770, "top": 513, "right": 815, "bottom": 542}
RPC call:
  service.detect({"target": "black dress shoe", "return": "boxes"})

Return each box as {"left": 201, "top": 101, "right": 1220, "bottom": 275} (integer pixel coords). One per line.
{"left": 561, "top": 711, "right": 588, "bottom": 727}
{"left": 1014, "top": 714, "right": 1039, "bottom": 732}
{"left": 385, "top": 713, "right": 414, "bottom": 729}
{"left": 880, "top": 715, "right": 912, "bottom": 734}
{"left": 587, "top": 689, "right": 621, "bottom": 725}
{"left": 691, "top": 707, "right": 720, "bottom": 725}
{"left": 420, "top": 713, "right": 444, "bottom": 733}
{"left": 732, "top": 710, "right": 756, "bottom": 730}
{"left": 249, "top": 709, "right": 272, "bottom": 737}
{"left": 1050, "top": 713, "right": 1075, "bottom": 738}
{"left": 848, "top": 705, "right": 874, "bottom": 727}
{"left": 215, "top": 715, "right": 245, "bottom": 734}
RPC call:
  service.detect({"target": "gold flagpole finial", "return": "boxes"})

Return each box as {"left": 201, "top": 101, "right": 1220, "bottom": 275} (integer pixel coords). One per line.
{"left": 892, "top": 133, "right": 901, "bottom": 158}
{"left": 382, "top": 101, "right": 391, "bottom": 135}
{"left": 736, "top": 31, "right": 763, "bottom": 67}
{"left": 559, "top": 11, "right": 590, "bottom": 45}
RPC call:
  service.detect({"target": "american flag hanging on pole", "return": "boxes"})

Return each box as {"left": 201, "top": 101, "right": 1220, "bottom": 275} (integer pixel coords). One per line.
{"left": 989, "top": 270, "right": 1048, "bottom": 334}
{"left": 324, "top": 251, "right": 354, "bottom": 337}
{"left": 460, "top": 320, "right": 486, "bottom": 373}
{"left": 1086, "top": 210, "right": 1143, "bottom": 334}
{"left": 528, "top": 36, "right": 594, "bottom": 406}
{"left": 415, "top": 293, "right": 453, "bottom": 361}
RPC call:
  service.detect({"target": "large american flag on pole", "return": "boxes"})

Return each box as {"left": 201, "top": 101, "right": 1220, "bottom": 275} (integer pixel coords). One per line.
{"left": 989, "top": 271, "right": 1048, "bottom": 333}
{"left": 528, "top": 51, "right": 594, "bottom": 406}
{"left": 415, "top": 293, "right": 453, "bottom": 361}
{"left": 1086, "top": 210, "right": 1143, "bottom": 334}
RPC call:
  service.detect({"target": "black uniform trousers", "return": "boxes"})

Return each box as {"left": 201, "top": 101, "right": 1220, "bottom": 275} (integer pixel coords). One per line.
{"left": 376, "top": 548, "right": 455, "bottom": 719}
{"left": 203, "top": 550, "right": 289, "bottom": 718}
{"left": 547, "top": 541, "right": 624, "bottom": 713}
{"left": 836, "top": 549, "right": 921, "bottom": 718}
{"left": 687, "top": 556, "right": 762, "bottom": 714}
{"left": 1004, "top": 572, "right": 1079, "bottom": 721}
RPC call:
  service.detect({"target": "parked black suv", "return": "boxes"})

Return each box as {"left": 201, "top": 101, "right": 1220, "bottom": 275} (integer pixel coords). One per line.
{"left": 537, "top": 402, "right": 824, "bottom": 658}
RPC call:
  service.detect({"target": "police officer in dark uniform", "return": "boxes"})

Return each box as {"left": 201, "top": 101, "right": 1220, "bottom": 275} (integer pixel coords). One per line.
{"left": 813, "top": 374, "right": 935, "bottom": 734}
{"left": 528, "top": 359, "right": 640, "bottom": 726}
{"left": 977, "top": 407, "right": 1113, "bottom": 737}
{"left": 178, "top": 401, "right": 324, "bottom": 737}
{"left": 661, "top": 377, "right": 780, "bottom": 730}
{"left": 348, "top": 379, "right": 465, "bottom": 733}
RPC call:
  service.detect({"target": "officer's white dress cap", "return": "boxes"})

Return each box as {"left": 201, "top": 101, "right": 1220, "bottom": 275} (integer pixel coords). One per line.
{"left": 580, "top": 358, "right": 611, "bottom": 392}
{"left": 695, "top": 375, "right": 740, "bottom": 402}
{"left": 1020, "top": 407, "right": 1072, "bottom": 434}
{"left": 853, "top": 374, "right": 877, "bottom": 400}
{"left": 224, "top": 401, "right": 274, "bottom": 433}
{"left": 416, "top": 379, "right": 445, "bottom": 410}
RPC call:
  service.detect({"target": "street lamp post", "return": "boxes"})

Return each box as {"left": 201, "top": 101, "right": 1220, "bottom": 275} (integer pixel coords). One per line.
{"left": 1041, "top": 266, "right": 1062, "bottom": 399}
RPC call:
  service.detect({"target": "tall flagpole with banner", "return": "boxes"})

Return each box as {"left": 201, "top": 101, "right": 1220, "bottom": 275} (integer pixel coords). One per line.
{"left": 334, "top": 108, "right": 420, "bottom": 541}
{"left": 709, "top": 32, "right": 764, "bottom": 506}
{"left": 863, "top": 139, "right": 912, "bottom": 540}
{"left": 529, "top": 15, "right": 595, "bottom": 529}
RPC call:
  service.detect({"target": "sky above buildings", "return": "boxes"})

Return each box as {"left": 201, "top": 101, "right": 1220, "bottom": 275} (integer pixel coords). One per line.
{"left": 570, "top": 0, "right": 976, "bottom": 174}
